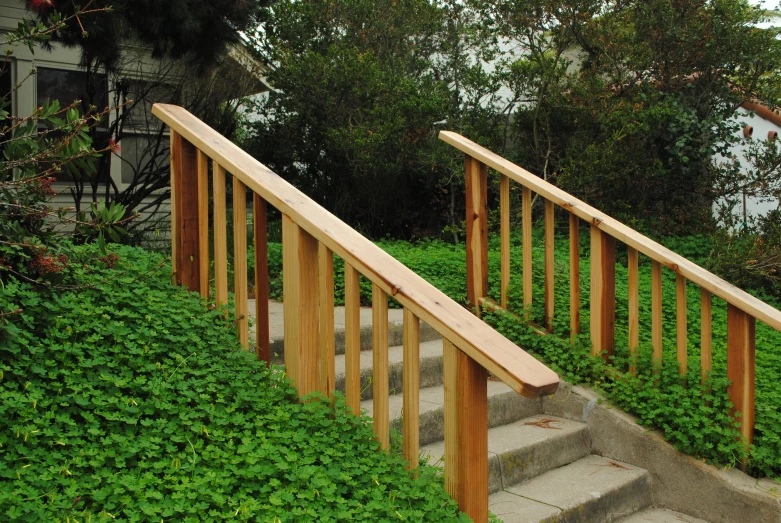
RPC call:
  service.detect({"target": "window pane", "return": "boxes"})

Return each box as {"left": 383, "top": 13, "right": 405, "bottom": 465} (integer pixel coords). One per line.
{"left": 124, "top": 80, "right": 177, "bottom": 130}
{"left": 120, "top": 133, "right": 170, "bottom": 186}
{"left": 37, "top": 67, "right": 108, "bottom": 111}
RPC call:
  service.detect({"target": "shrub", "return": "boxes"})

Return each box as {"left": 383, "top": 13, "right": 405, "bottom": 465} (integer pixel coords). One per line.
{"left": 0, "top": 244, "right": 468, "bottom": 522}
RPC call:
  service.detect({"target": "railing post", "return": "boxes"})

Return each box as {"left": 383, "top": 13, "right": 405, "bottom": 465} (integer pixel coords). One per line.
{"left": 727, "top": 304, "right": 755, "bottom": 451}
{"left": 590, "top": 226, "right": 616, "bottom": 359}
{"left": 465, "top": 155, "right": 488, "bottom": 314}
{"left": 456, "top": 347, "right": 488, "bottom": 522}
{"left": 282, "top": 214, "right": 319, "bottom": 397}
{"left": 170, "top": 131, "right": 203, "bottom": 293}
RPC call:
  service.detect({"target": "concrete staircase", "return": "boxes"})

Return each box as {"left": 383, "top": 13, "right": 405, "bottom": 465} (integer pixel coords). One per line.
{"left": 259, "top": 302, "right": 711, "bottom": 523}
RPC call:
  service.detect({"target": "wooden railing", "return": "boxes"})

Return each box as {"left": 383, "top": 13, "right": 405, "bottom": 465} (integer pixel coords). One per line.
{"left": 153, "top": 104, "right": 559, "bottom": 522}
{"left": 440, "top": 130, "right": 781, "bottom": 451}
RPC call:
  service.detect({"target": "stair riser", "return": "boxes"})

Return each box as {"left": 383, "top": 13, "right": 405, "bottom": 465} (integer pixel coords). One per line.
{"left": 540, "top": 473, "right": 651, "bottom": 523}
{"left": 268, "top": 321, "right": 440, "bottom": 362}
{"left": 334, "top": 355, "right": 444, "bottom": 401}
{"left": 488, "top": 428, "right": 591, "bottom": 494}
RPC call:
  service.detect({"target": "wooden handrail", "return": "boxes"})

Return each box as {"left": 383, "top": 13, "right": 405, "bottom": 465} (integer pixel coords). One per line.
{"left": 153, "top": 103, "right": 558, "bottom": 398}
{"left": 439, "top": 130, "right": 781, "bottom": 332}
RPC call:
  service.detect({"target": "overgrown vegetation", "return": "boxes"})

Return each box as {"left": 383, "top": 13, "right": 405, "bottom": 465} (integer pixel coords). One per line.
{"left": 0, "top": 244, "right": 469, "bottom": 522}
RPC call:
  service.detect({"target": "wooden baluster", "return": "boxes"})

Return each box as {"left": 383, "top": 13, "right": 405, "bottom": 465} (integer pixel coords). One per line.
{"left": 403, "top": 308, "right": 420, "bottom": 469}
{"left": 344, "top": 263, "right": 361, "bottom": 416}
{"left": 569, "top": 213, "right": 580, "bottom": 341}
{"left": 590, "top": 226, "right": 616, "bottom": 359}
{"left": 254, "top": 193, "right": 271, "bottom": 363}
{"left": 628, "top": 247, "right": 639, "bottom": 375}
{"left": 676, "top": 274, "right": 688, "bottom": 376}
{"left": 456, "top": 348, "right": 488, "bottom": 521}
{"left": 701, "top": 289, "right": 712, "bottom": 385}
{"left": 318, "top": 245, "right": 335, "bottom": 398}
{"left": 213, "top": 163, "right": 229, "bottom": 308}
{"left": 372, "top": 284, "right": 389, "bottom": 450}
{"left": 727, "top": 304, "right": 756, "bottom": 450}
{"left": 233, "top": 178, "right": 248, "bottom": 348}
{"left": 544, "top": 200, "right": 555, "bottom": 331}
{"left": 443, "top": 339, "right": 458, "bottom": 498}
{"left": 196, "top": 150, "right": 209, "bottom": 299}
{"left": 500, "top": 175, "right": 510, "bottom": 308}
{"left": 281, "top": 214, "right": 319, "bottom": 397}
{"left": 465, "top": 155, "right": 488, "bottom": 314}
{"left": 171, "top": 132, "right": 201, "bottom": 292}
{"left": 522, "top": 186, "right": 533, "bottom": 317}
{"left": 169, "top": 131, "right": 179, "bottom": 285}
{"left": 651, "top": 260, "right": 663, "bottom": 368}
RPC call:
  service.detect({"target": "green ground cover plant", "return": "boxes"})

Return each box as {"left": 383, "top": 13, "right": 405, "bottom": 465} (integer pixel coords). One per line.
{"left": 0, "top": 243, "right": 469, "bottom": 522}
{"left": 254, "top": 228, "right": 781, "bottom": 479}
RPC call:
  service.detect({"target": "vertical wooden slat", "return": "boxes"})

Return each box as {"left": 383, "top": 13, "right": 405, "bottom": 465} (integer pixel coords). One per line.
{"left": 403, "top": 308, "right": 420, "bottom": 470}
{"left": 254, "top": 193, "right": 270, "bottom": 363}
{"left": 171, "top": 132, "right": 201, "bottom": 291}
{"left": 233, "top": 177, "right": 248, "bottom": 348}
{"left": 522, "top": 186, "right": 533, "bottom": 316}
{"left": 443, "top": 339, "right": 458, "bottom": 499}
{"left": 282, "top": 214, "right": 319, "bottom": 397}
{"left": 590, "top": 226, "right": 616, "bottom": 359}
{"left": 544, "top": 199, "right": 555, "bottom": 331}
{"left": 456, "top": 348, "right": 488, "bottom": 522}
{"left": 628, "top": 247, "right": 639, "bottom": 374}
{"left": 169, "top": 131, "right": 179, "bottom": 285}
{"left": 701, "top": 289, "right": 712, "bottom": 385}
{"left": 676, "top": 274, "right": 688, "bottom": 376}
{"left": 500, "top": 175, "right": 510, "bottom": 308}
{"left": 465, "top": 155, "right": 488, "bottom": 314}
{"left": 318, "top": 244, "right": 335, "bottom": 397}
{"left": 651, "top": 260, "right": 663, "bottom": 367}
{"left": 196, "top": 150, "right": 209, "bottom": 299}
{"left": 344, "top": 263, "right": 361, "bottom": 416}
{"left": 727, "top": 304, "right": 756, "bottom": 448}
{"left": 569, "top": 213, "right": 580, "bottom": 341}
{"left": 372, "top": 284, "right": 389, "bottom": 450}
{"left": 213, "top": 163, "right": 229, "bottom": 308}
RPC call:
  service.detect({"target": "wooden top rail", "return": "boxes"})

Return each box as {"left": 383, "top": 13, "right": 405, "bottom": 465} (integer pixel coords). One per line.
{"left": 153, "top": 103, "right": 559, "bottom": 398}
{"left": 440, "top": 131, "right": 781, "bottom": 332}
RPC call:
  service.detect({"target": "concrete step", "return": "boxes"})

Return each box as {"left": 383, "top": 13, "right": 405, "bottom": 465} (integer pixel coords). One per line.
{"left": 421, "top": 415, "right": 591, "bottom": 494}
{"left": 252, "top": 300, "right": 441, "bottom": 361}
{"left": 489, "top": 454, "right": 651, "bottom": 523}
{"left": 360, "top": 381, "right": 542, "bottom": 447}
{"left": 616, "top": 508, "right": 710, "bottom": 523}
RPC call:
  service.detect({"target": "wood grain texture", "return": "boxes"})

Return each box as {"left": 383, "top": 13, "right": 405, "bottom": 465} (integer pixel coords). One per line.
{"left": 465, "top": 155, "right": 488, "bottom": 314}
{"left": 344, "top": 263, "right": 361, "bottom": 416}
{"left": 676, "top": 273, "right": 688, "bottom": 376}
{"left": 153, "top": 104, "right": 559, "bottom": 398}
{"left": 318, "top": 244, "right": 335, "bottom": 398}
{"left": 169, "top": 131, "right": 179, "bottom": 284}
{"left": 727, "top": 304, "right": 756, "bottom": 446}
{"left": 569, "top": 213, "right": 580, "bottom": 341}
{"left": 522, "top": 186, "right": 533, "bottom": 316}
{"left": 628, "top": 247, "right": 639, "bottom": 374}
{"left": 456, "top": 348, "right": 488, "bottom": 522}
{"left": 544, "top": 199, "right": 555, "bottom": 331}
{"left": 196, "top": 150, "right": 210, "bottom": 299}
{"left": 590, "top": 226, "right": 616, "bottom": 359}
{"left": 443, "top": 338, "right": 458, "bottom": 499}
{"left": 171, "top": 132, "right": 201, "bottom": 292}
{"left": 212, "top": 163, "right": 228, "bottom": 308}
{"left": 652, "top": 260, "right": 663, "bottom": 367}
{"left": 233, "top": 177, "right": 249, "bottom": 348}
{"left": 438, "top": 130, "right": 781, "bottom": 333}
{"left": 701, "top": 289, "right": 712, "bottom": 385}
{"left": 282, "top": 215, "right": 319, "bottom": 397}
{"left": 403, "top": 308, "right": 420, "bottom": 469}
{"left": 254, "top": 194, "right": 270, "bottom": 363}
{"left": 500, "top": 175, "right": 510, "bottom": 308}
{"left": 372, "top": 284, "right": 389, "bottom": 450}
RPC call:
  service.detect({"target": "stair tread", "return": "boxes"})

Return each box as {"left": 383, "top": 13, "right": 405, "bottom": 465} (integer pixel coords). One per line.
{"left": 489, "top": 454, "right": 650, "bottom": 523}
{"left": 616, "top": 508, "right": 710, "bottom": 523}
{"left": 335, "top": 339, "right": 444, "bottom": 377}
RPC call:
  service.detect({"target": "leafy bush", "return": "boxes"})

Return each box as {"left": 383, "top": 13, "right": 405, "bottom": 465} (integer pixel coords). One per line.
{"left": 0, "top": 243, "right": 468, "bottom": 522}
